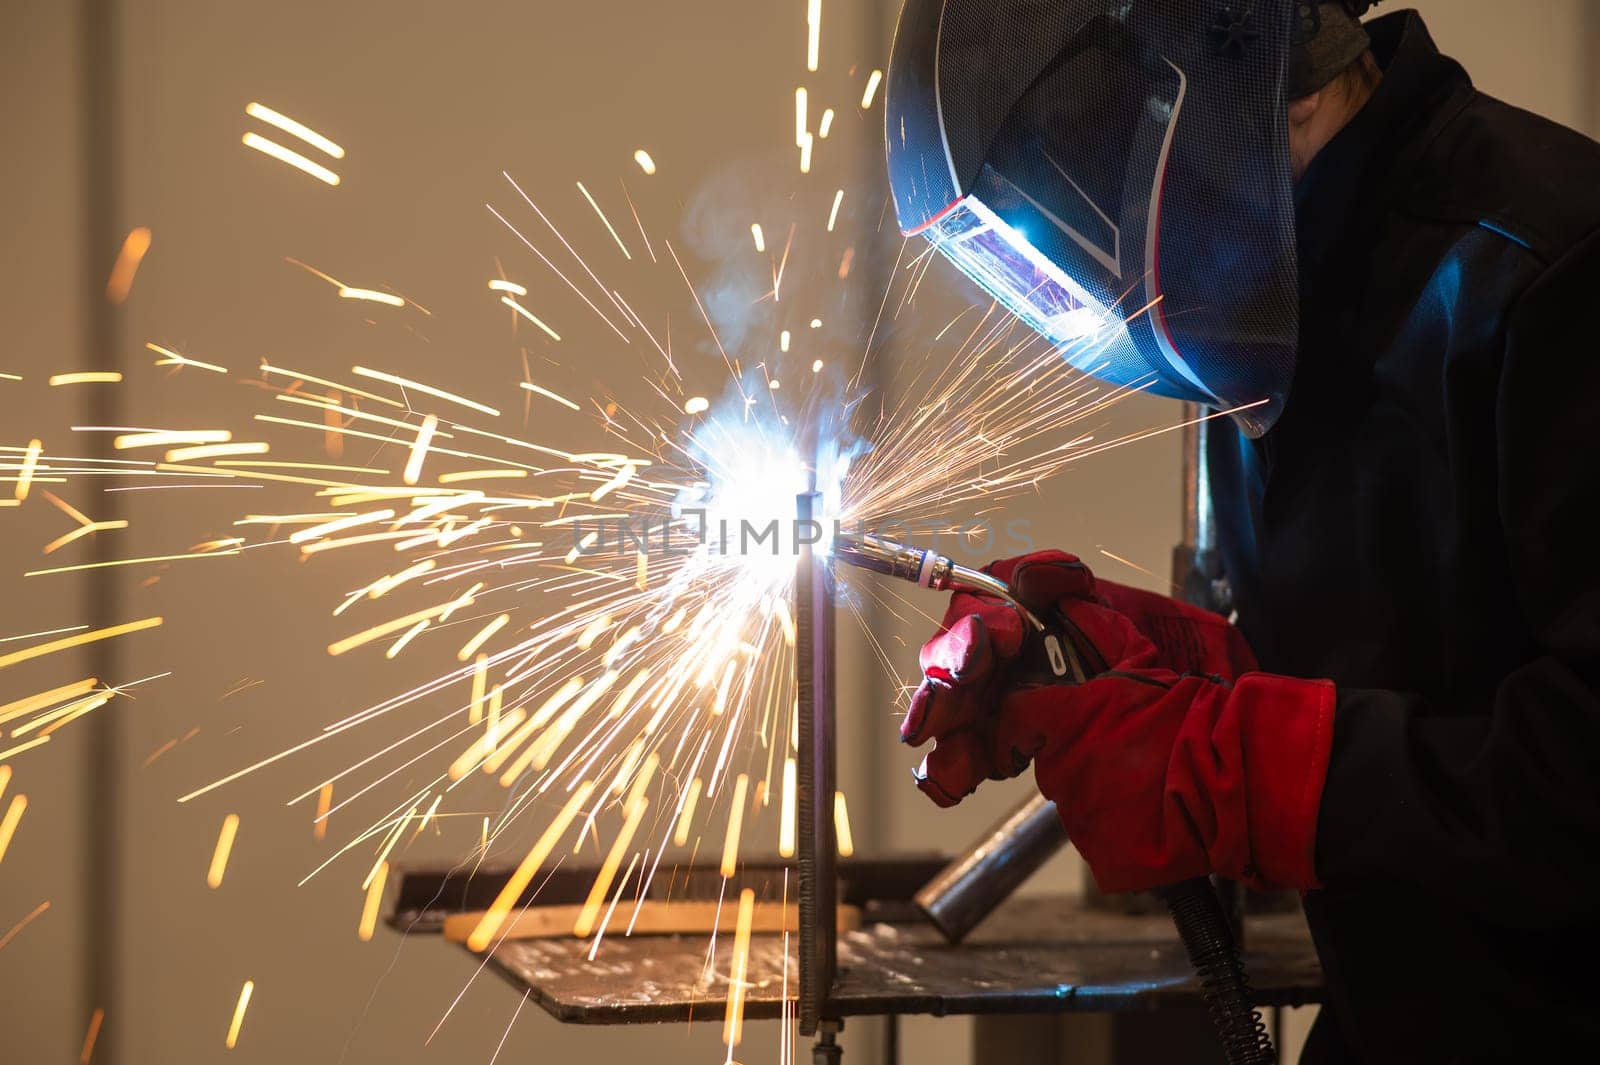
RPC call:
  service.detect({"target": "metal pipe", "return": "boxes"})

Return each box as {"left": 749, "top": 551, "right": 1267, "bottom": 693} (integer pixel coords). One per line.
{"left": 914, "top": 793, "right": 1067, "bottom": 943}
{"left": 796, "top": 491, "right": 838, "bottom": 1036}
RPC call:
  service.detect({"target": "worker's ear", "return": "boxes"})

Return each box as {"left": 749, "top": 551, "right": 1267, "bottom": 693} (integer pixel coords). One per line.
{"left": 1287, "top": 91, "right": 1324, "bottom": 181}
{"left": 1288, "top": 91, "right": 1322, "bottom": 129}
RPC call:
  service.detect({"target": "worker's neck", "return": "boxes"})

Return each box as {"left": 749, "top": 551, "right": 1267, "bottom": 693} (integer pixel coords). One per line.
{"left": 1289, "top": 53, "right": 1383, "bottom": 182}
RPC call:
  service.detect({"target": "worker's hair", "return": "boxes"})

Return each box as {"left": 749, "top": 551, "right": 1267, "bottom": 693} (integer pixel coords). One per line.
{"left": 1324, "top": 49, "right": 1381, "bottom": 102}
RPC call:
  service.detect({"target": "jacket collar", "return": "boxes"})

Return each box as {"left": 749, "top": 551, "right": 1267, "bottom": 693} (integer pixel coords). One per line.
{"left": 1293, "top": 11, "right": 1471, "bottom": 277}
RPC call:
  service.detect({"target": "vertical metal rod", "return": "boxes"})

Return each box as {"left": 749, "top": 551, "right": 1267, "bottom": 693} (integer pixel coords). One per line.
{"left": 795, "top": 490, "right": 838, "bottom": 1036}
{"left": 80, "top": 2, "right": 123, "bottom": 1061}
{"left": 1178, "top": 408, "right": 1244, "bottom": 945}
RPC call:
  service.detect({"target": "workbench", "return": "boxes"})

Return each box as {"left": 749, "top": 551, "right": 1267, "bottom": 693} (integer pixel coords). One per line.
{"left": 388, "top": 858, "right": 1324, "bottom": 1026}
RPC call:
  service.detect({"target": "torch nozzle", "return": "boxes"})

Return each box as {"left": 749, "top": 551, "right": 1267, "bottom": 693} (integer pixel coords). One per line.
{"left": 831, "top": 531, "right": 1044, "bottom": 630}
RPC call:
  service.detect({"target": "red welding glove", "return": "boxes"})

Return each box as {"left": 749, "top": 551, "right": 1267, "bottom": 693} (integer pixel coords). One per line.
{"left": 901, "top": 551, "right": 1336, "bottom": 894}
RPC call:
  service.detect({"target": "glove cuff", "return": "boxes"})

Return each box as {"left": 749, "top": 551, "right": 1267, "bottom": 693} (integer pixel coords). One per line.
{"left": 1232, "top": 673, "right": 1338, "bottom": 890}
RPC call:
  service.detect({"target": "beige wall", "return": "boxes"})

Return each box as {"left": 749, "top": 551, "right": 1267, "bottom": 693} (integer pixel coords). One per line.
{"left": 2, "top": 3, "right": 1595, "bottom": 1065}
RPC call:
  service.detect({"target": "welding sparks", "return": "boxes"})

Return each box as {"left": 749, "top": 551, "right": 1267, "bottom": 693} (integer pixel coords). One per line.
{"left": 834, "top": 791, "right": 854, "bottom": 857}
{"left": 751, "top": 223, "right": 766, "bottom": 253}
{"left": 48, "top": 372, "right": 122, "bottom": 386}
{"left": 13, "top": 439, "right": 41, "bottom": 501}
{"left": 242, "top": 132, "right": 341, "bottom": 186}
{"left": 577, "top": 181, "right": 632, "bottom": 261}
{"left": 633, "top": 149, "right": 657, "bottom": 175}
{"left": 225, "top": 981, "right": 254, "bottom": 1049}
{"left": 80, "top": 1007, "right": 105, "bottom": 1065}
{"left": 403, "top": 414, "right": 438, "bottom": 486}
{"left": 861, "top": 69, "right": 883, "bottom": 108}
{"left": 500, "top": 296, "right": 562, "bottom": 340}
{"left": 684, "top": 396, "right": 710, "bottom": 415}
{"left": 352, "top": 366, "right": 500, "bottom": 418}
{"left": 147, "top": 341, "right": 228, "bottom": 374}
{"left": 0, "top": 794, "right": 27, "bottom": 865}
{"left": 457, "top": 615, "right": 509, "bottom": 662}
{"left": 314, "top": 783, "right": 333, "bottom": 841}
{"left": 207, "top": 814, "right": 240, "bottom": 888}
{"left": 827, "top": 189, "right": 844, "bottom": 232}
{"left": 0, "top": 618, "right": 162, "bottom": 671}
{"left": 573, "top": 795, "right": 649, "bottom": 938}
{"left": 467, "top": 781, "right": 595, "bottom": 951}
{"left": 245, "top": 102, "right": 345, "bottom": 159}
{"left": 722, "top": 887, "right": 757, "bottom": 1051}
{"left": 105, "top": 227, "right": 152, "bottom": 304}
{"left": 338, "top": 287, "right": 405, "bottom": 307}
{"left": 720, "top": 773, "right": 750, "bottom": 878}
{"left": 357, "top": 861, "right": 388, "bottom": 941}
{"left": 818, "top": 108, "right": 835, "bottom": 139}
{"left": 778, "top": 756, "right": 797, "bottom": 858}
{"left": 794, "top": 88, "right": 808, "bottom": 148}
{"left": 518, "top": 381, "right": 580, "bottom": 411}
{"left": 0, "top": 900, "right": 49, "bottom": 953}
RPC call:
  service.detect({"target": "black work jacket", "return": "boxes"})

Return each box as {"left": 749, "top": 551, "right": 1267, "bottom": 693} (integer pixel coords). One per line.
{"left": 1208, "top": 11, "right": 1600, "bottom": 1062}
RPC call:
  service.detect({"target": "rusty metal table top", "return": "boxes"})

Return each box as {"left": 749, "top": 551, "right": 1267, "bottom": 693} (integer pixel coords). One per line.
{"left": 390, "top": 859, "right": 1324, "bottom": 1025}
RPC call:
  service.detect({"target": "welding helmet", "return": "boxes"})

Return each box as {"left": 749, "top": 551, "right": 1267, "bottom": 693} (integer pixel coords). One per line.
{"left": 886, "top": 0, "right": 1305, "bottom": 437}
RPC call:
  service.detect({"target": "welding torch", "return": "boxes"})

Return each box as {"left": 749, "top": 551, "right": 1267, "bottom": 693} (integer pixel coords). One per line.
{"left": 831, "top": 529, "right": 1277, "bottom": 1065}
{"left": 831, "top": 530, "right": 1088, "bottom": 684}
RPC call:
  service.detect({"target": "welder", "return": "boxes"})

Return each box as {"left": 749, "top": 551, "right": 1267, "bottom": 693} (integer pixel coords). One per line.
{"left": 884, "top": 1, "right": 1600, "bottom": 1060}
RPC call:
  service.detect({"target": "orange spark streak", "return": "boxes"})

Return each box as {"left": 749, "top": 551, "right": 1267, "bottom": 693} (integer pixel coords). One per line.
{"left": 805, "top": 0, "right": 821, "bottom": 71}
{"left": 207, "top": 814, "right": 240, "bottom": 888}
{"left": 353, "top": 366, "right": 500, "bottom": 418}
{"left": 861, "top": 69, "right": 884, "bottom": 108}
{"left": 572, "top": 795, "right": 649, "bottom": 937}
{"left": 242, "top": 131, "right": 340, "bottom": 185}
{"left": 42, "top": 520, "right": 127, "bottom": 555}
{"left": 327, "top": 597, "right": 472, "bottom": 657}
{"left": 720, "top": 774, "right": 750, "bottom": 878}
{"left": 468, "top": 654, "right": 489, "bottom": 724}
{"left": 673, "top": 776, "right": 704, "bottom": 848}
{"left": 290, "top": 508, "right": 395, "bottom": 545}
{"left": 500, "top": 295, "right": 562, "bottom": 340}
{"left": 314, "top": 783, "right": 333, "bottom": 840}
{"left": 48, "top": 372, "right": 122, "bottom": 386}
{"left": 358, "top": 861, "right": 388, "bottom": 941}
{"left": 518, "top": 381, "right": 580, "bottom": 411}
{"left": 779, "top": 757, "right": 797, "bottom": 858}
{"left": 25, "top": 552, "right": 235, "bottom": 578}
{"left": 0, "top": 900, "right": 49, "bottom": 952}
{"left": 0, "top": 794, "right": 27, "bottom": 864}
{"left": 80, "top": 1007, "right": 104, "bottom": 1064}
{"left": 403, "top": 414, "right": 439, "bottom": 486}
{"left": 466, "top": 781, "right": 595, "bottom": 951}
{"left": 114, "top": 429, "right": 231, "bottom": 450}
{"left": 245, "top": 102, "right": 345, "bottom": 158}
{"left": 147, "top": 341, "right": 227, "bottom": 374}
{"left": 0, "top": 618, "right": 161, "bottom": 671}
{"left": 459, "top": 615, "right": 509, "bottom": 662}
{"left": 722, "top": 887, "right": 757, "bottom": 1049}
{"left": 165, "top": 442, "right": 269, "bottom": 462}
{"left": 225, "top": 980, "right": 253, "bottom": 1048}
{"left": 0, "top": 737, "right": 50, "bottom": 763}
{"left": 577, "top": 181, "right": 631, "bottom": 260}
{"left": 105, "top": 227, "right": 152, "bottom": 304}
{"left": 834, "top": 792, "right": 854, "bottom": 858}
{"left": 13, "top": 439, "right": 41, "bottom": 501}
